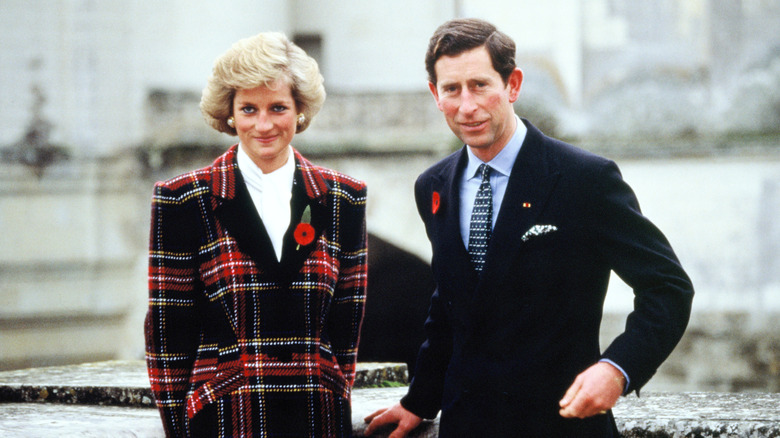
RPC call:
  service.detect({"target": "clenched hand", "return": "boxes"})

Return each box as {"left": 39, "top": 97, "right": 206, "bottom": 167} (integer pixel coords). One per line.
{"left": 559, "top": 362, "right": 625, "bottom": 418}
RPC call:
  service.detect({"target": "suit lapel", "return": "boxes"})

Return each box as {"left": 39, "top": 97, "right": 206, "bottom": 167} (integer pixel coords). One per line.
{"left": 479, "top": 120, "right": 560, "bottom": 296}
{"left": 430, "top": 149, "right": 480, "bottom": 293}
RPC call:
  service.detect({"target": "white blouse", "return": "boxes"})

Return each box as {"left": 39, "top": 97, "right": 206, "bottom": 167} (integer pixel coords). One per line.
{"left": 236, "top": 144, "right": 295, "bottom": 261}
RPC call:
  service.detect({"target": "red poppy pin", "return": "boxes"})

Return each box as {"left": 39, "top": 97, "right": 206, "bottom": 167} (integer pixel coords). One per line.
{"left": 432, "top": 191, "right": 441, "bottom": 215}
{"left": 294, "top": 205, "right": 315, "bottom": 249}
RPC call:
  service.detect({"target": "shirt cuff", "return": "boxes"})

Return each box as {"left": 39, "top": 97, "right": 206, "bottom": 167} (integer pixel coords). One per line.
{"left": 599, "top": 358, "right": 630, "bottom": 395}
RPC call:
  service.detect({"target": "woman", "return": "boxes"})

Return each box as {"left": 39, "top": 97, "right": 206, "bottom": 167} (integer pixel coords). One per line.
{"left": 144, "top": 32, "right": 367, "bottom": 437}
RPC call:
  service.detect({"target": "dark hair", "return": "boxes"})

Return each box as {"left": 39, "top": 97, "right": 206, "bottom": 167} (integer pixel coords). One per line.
{"left": 425, "top": 18, "right": 517, "bottom": 85}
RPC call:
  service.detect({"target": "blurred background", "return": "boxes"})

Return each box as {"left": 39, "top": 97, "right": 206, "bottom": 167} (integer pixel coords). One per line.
{"left": 1, "top": 0, "right": 779, "bottom": 393}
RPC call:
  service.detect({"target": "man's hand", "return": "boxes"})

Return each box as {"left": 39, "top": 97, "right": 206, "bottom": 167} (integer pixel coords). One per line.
{"left": 558, "top": 362, "right": 625, "bottom": 419}
{"left": 363, "top": 403, "right": 423, "bottom": 438}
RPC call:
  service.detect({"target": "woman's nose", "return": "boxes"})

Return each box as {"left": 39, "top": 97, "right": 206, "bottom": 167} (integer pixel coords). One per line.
{"left": 254, "top": 113, "right": 273, "bottom": 131}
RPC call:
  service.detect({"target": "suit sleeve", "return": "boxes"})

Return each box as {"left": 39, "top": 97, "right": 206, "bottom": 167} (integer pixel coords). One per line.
{"left": 399, "top": 176, "right": 454, "bottom": 419}
{"left": 144, "top": 182, "right": 202, "bottom": 437}
{"left": 589, "top": 160, "right": 694, "bottom": 394}
{"left": 329, "top": 181, "right": 368, "bottom": 391}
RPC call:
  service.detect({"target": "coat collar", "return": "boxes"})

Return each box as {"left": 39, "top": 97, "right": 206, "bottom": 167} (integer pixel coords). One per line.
{"left": 210, "top": 145, "right": 330, "bottom": 206}
{"left": 209, "top": 145, "right": 331, "bottom": 284}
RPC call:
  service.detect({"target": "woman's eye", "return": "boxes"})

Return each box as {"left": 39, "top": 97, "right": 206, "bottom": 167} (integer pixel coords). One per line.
{"left": 272, "top": 105, "right": 288, "bottom": 113}
{"left": 241, "top": 106, "right": 256, "bottom": 114}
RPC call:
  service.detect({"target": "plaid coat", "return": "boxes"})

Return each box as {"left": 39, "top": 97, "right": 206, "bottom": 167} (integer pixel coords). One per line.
{"left": 144, "top": 145, "right": 367, "bottom": 437}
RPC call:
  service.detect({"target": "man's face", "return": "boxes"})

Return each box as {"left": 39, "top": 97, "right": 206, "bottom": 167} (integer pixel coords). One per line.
{"left": 429, "top": 45, "right": 522, "bottom": 161}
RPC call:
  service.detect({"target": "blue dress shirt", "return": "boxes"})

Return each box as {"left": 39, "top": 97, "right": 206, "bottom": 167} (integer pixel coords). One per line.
{"left": 459, "top": 115, "right": 526, "bottom": 248}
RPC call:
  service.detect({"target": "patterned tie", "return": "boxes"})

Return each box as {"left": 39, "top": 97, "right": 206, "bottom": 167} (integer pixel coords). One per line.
{"left": 468, "top": 164, "right": 493, "bottom": 272}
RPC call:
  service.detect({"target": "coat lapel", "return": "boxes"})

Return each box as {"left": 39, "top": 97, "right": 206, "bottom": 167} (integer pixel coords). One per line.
{"left": 278, "top": 161, "right": 329, "bottom": 284}
{"left": 277, "top": 149, "right": 330, "bottom": 283}
{"left": 210, "top": 146, "right": 330, "bottom": 285}
{"left": 212, "top": 146, "right": 281, "bottom": 279}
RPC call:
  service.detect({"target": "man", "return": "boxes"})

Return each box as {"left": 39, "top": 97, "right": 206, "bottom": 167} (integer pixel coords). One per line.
{"left": 364, "top": 18, "right": 693, "bottom": 437}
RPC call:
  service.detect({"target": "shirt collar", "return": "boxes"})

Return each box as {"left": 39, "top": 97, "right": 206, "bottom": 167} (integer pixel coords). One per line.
{"left": 236, "top": 143, "right": 295, "bottom": 193}
{"left": 465, "top": 114, "right": 527, "bottom": 179}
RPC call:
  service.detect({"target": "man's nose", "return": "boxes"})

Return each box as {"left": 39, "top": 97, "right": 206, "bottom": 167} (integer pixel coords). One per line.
{"left": 459, "top": 90, "right": 478, "bottom": 114}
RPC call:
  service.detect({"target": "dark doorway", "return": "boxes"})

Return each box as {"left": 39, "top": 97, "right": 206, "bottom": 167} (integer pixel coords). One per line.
{"left": 359, "top": 234, "right": 434, "bottom": 377}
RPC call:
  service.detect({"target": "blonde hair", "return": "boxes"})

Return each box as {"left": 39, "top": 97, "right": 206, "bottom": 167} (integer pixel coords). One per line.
{"left": 200, "top": 32, "right": 325, "bottom": 134}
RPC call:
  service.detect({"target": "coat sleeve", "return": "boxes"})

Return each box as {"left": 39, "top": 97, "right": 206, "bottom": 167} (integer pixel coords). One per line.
{"left": 144, "top": 181, "right": 202, "bottom": 437}
{"left": 589, "top": 159, "right": 694, "bottom": 394}
{"left": 328, "top": 181, "right": 368, "bottom": 391}
{"left": 399, "top": 175, "right": 453, "bottom": 419}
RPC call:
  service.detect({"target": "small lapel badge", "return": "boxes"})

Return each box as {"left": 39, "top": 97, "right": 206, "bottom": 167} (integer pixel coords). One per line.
{"left": 522, "top": 202, "right": 532, "bottom": 208}
{"left": 432, "top": 191, "right": 441, "bottom": 214}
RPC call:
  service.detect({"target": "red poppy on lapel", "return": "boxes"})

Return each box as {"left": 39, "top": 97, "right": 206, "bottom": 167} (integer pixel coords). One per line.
{"left": 295, "top": 205, "right": 315, "bottom": 249}
{"left": 294, "top": 223, "right": 315, "bottom": 247}
{"left": 432, "top": 191, "right": 441, "bottom": 214}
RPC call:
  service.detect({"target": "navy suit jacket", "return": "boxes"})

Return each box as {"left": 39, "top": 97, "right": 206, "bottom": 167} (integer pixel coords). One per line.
{"left": 401, "top": 120, "right": 693, "bottom": 437}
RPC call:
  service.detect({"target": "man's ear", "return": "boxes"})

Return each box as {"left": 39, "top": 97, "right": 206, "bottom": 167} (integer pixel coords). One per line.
{"left": 428, "top": 81, "right": 443, "bottom": 111}
{"left": 507, "top": 68, "right": 523, "bottom": 103}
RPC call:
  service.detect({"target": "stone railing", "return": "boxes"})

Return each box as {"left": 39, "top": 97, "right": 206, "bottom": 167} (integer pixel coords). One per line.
{"left": 0, "top": 361, "right": 778, "bottom": 437}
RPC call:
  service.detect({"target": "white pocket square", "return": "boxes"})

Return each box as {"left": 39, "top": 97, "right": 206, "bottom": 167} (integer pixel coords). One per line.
{"left": 521, "top": 224, "right": 558, "bottom": 242}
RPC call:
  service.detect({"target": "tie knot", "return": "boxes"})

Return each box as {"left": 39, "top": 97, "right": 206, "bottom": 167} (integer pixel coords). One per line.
{"left": 478, "top": 164, "right": 491, "bottom": 181}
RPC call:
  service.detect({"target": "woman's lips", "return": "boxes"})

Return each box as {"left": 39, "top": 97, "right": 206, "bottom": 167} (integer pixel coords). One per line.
{"left": 254, "top": 135, "right": 279, "bottom": 143}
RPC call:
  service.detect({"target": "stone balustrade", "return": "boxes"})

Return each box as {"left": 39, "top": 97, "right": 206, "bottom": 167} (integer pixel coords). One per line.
{"left": 0, "top": 361, "right": 778, "bottom": 437}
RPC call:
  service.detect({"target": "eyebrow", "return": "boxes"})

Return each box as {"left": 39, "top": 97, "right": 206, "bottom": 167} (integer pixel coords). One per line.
{"left": 439, "top": 76, "right": 494, "bottom": 88}
{"left": 235, "top": 98, "right": 293, "bottom": 106}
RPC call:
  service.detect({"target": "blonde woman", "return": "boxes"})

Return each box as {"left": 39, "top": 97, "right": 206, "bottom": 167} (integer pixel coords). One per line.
{"left": 145, "top": 32, "right": 367, "bottom": 437}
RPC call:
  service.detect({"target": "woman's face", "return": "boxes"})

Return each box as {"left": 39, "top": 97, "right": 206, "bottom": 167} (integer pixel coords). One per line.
{"left": 232, "top": 80, "right": 298, "bottom": 173}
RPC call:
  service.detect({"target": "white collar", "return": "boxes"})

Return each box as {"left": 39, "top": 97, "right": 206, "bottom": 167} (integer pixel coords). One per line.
{"left": 236, "top": 144, "right": 295, "bottom": 194}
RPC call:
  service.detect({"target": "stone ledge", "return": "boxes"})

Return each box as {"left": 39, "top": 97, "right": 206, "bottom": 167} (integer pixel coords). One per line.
{"left": 0, "top": 360, "right": 408, "bottom": 406}
{"left": 1, "top": 389, "right": 779, "bottom": 438}
{"left": 614, "top": 392, "right": 780, "bottom": 438}
{"left": 1, "top": 362, "right": 779, "bottom": 437}
{"left": 351, "top": 388, "right": 780, "bottom": 438}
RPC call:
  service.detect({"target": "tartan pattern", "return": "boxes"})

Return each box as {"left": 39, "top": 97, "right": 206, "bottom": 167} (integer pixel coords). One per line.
{"left": 145, "top": 145, "right": 367, "bottom": 437}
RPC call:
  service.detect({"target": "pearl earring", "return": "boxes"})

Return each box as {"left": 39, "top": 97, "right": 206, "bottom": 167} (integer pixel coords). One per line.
{"left": 227, "top": 117, "right": 235, "bottom": 128}
{"left": 297, "top": 113, "right": 305, "bottom": 126}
